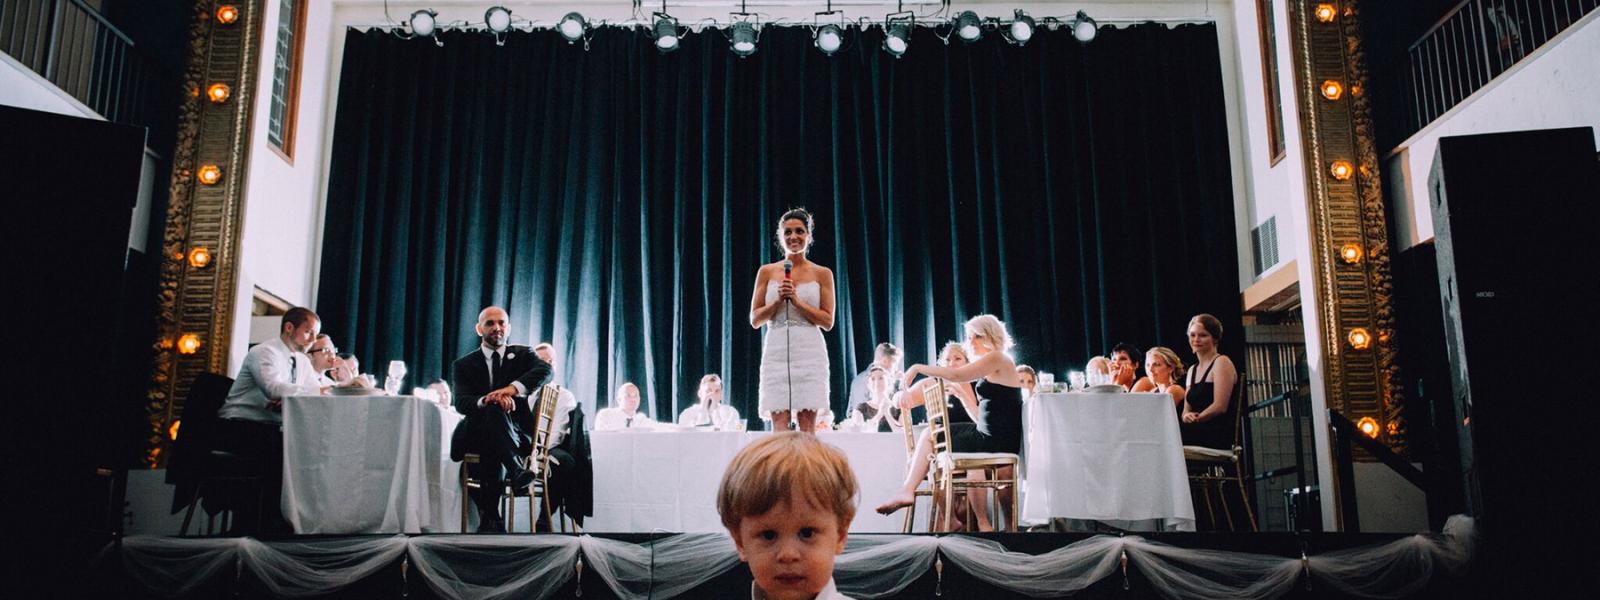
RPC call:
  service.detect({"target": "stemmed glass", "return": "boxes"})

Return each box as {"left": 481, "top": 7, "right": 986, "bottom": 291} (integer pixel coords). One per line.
{"left": 1069, "top": 371, "right": 1087, "bottom": 391}
{"left": 385, "top": 360, "right": 407, "bottom": 395}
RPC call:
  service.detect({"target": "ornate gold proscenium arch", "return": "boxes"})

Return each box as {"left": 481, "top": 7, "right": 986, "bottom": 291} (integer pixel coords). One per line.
{"left": 145, "top": 1, "right": 263, "bottom": 467}
{"left": 1287, "top": 0, "right": 1405, "bottom": 453}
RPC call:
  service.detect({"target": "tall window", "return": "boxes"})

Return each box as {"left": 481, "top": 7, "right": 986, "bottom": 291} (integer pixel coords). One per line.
{"left": 267, "top": 0, "right": 306, "bottom": 161}
{"left": 1257, "top": 0, "right": 1286, "bottom": 165}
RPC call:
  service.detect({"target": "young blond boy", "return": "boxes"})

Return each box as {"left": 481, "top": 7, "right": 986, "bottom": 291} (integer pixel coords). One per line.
{"left": 717, "top": 432, "right": 858, "bottom": 600}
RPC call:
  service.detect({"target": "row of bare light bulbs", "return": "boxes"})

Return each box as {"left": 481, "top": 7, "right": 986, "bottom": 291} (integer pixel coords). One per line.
{"left": 398, "top": 7, "right": 1099, "bottom": 57}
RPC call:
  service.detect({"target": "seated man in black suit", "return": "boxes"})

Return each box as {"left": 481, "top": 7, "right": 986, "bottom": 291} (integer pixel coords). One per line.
{"left": 451, "top": 306, "right": 552, "bottom": 532}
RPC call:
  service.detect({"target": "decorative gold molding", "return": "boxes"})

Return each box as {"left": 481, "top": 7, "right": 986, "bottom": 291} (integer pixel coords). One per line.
{"left": 1286, "top": 0, "right": 1405, "bottom": 456}
{"left": 145, "top": 0, "right": 263, "bottom": 467}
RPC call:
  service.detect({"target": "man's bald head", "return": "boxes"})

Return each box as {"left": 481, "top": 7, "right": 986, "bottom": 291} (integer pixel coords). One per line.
{"left": 476, "top": 306, "right": 509, "bottom": 348}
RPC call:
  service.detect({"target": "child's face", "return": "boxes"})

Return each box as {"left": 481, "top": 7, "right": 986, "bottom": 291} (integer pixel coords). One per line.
{"left": 732, "top": 494, "right": 849, "bottom": 600}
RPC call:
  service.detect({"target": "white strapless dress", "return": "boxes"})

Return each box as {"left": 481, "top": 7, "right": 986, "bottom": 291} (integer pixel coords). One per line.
{"left": 759, "top": 281, "right": 830, "bottom": 415}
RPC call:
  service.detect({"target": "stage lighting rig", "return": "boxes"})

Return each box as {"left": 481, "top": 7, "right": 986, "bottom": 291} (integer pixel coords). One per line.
{"left": 1072, "top": 11, "right": 1098, "bottom": 44}
{"left": 813, "top": 4, "right": 845, "bottom": 56}
{"left": 557, "top": 12, "right": 589, "bottom": 44}
{"left": 953, "top": 10, "right": 982, "bottom": 43}
{"left": 1005, "top": 10, "right": 1036, "bottom": 46}
{"left": 883, "top": 10, "right": 913, "bottom": 58}
{"left": 651, "top": 12, "right": 681, "bottom": 53}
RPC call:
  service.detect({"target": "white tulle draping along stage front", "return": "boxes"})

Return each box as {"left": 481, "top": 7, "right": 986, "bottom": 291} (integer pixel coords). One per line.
{"left": 108, "top": 515, "right": 1476, "bottom": 600}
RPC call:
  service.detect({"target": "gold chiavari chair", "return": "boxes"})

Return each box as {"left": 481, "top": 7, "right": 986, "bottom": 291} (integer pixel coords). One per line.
{"left": 923, "top": 379, "right": 1022, "bottom": 532}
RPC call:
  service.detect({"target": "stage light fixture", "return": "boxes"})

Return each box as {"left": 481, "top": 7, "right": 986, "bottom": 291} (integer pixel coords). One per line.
{"left": 883, "top": 21, "right": 911, "bottom": 58}
{"left": 1339, "top": 243, "right": 1363, "bottom": 264}
{"left": 1357, "top": 416, "right": 1379, "bottom": 438}
{"left": 652, "top": 13, "right": 680, "bottom": 53}
{"left": 1316, "top": 4, "right": 1338, "bottom": 23}
{"left": 197, "top": 165, "right": 222, "bottom": 185}
{"left": 815, "top": 23, "right": 844, "bottom": 55}
{"left": 1072, "top": 11, "right": 1098, "bottom": 43}
{"left": 1321, "top": 80, "right": 1344, "bottom": 100}
{"left": 557, "top": 12, "right": 588, "bottom": 43}
{"left": 485, "top": 6, "right": 512, "bottom": 33}
{"left": 177, "top": 334, "right": 203, "bottom": 355}
{"left": 1330, "top": 160, "right": 1354, "bottom": 180}
{"left": 206, "top": 83, "right": 230, "bottom": 103}
{"left": 730, "top": 21, "right": 758, "bottom": 57}
{"left": 954, "top": 11, "right": 982, "bottom": 43}
{"left": 1005, "top": 10, "right": 1036, "bottom": 46}
{"left": 215, "top": 5, "right": 239, "bottom": 25}
{"left": 409, "top": 9, "right": 438, "bottom": 38}
{"left": 1347, "top": 328, "right": 1372, "bottom": 350}
{"left": 187, "top": 246, "right": 212, "bottom": 269}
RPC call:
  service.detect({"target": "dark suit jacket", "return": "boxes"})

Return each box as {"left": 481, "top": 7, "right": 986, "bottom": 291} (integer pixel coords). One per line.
{"left": 449, "top": 344, "right": 552, "bottom": 459}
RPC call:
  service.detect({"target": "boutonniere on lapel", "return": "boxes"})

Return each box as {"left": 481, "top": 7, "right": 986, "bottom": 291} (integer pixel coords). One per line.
{"left": 506, "top": 352, "right": 515, "bottom": 360}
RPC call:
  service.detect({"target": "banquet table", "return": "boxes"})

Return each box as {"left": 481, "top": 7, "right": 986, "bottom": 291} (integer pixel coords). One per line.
{"left": 1021, "top": 391, "right": 1195, "bottom": 531}
{"left": 281, "top": 394, "right": 463, "bottom": 534}
{"left": 586, "top": 430, "right": 920, "bottom": 533}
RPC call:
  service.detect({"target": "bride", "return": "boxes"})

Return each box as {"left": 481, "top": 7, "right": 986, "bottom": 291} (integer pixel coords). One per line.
{"left": 748, "top": 208, "right": 836, "bottom": 432}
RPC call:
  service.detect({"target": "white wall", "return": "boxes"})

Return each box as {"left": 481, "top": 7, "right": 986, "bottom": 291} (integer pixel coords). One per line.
{"left": 1386, "top": 11, "right": 1600, "bottom": 251}
{"left": 228, "top": 0, "right": 341, "bottom": 373}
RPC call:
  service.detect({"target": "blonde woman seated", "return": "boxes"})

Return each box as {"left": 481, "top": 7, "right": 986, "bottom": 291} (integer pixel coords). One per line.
{"left": 1085, "top": 355, "right": 1111, "bottom": 384}
{"left": 876, "top": 315, "right": 1025, "bottom": 531}
{"left": 679, "top": 374, "right": 742, "bottom": 430}
{"left": 594, "top": 382, "right": 656, "bottom": 431}
{"left": 1131, "top": 346, "right": 1188, "bottom": 410}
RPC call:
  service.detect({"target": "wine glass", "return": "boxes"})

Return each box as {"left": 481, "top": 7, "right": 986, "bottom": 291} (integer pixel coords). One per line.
{"left": 385, "top": 360, "right": 407, "bottom": 395}
{"left": 1069, "top": 371, "right": 1087, "bottom": 391}
{"left": 1038, "top": 372, "right": 1055, "bottom": 393}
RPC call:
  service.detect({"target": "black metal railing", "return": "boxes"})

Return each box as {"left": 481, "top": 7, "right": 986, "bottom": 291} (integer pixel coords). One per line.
{"left": 1, "top": 0, "right": 162, "bottom": 127}
{"left": 1328, "top": 410, "right": 1427, "bottom": 533}
{"left": 1407, "top": 0, "right": 1599, "bottom": 132}
{"left": 1246, "top": 389, "right": 1322, "bottom": 531}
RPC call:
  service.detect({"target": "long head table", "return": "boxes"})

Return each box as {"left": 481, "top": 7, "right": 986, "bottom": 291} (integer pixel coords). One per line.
{"left": 587, "top": 430, "right": 923, "bottom": 533}
{"left": 1022, "top": 391, "right": 1195, "bottom": 531}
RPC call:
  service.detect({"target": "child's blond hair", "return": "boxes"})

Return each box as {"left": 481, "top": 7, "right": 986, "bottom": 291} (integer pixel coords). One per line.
{"left": 717, "top": 432, "right": 858, "bottom": 532}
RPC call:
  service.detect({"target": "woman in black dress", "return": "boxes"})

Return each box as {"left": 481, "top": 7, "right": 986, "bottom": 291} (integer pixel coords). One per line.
{"left": 876, "top": 315, "right": 1025, "bottom": 531}
{"left": 1181, "top": 314, "right": 1238, "bottom": 449}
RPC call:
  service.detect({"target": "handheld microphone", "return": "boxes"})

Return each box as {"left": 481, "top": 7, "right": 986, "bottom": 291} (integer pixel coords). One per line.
{"left": 782, "top": 259, "right": 793, "bottom": 278}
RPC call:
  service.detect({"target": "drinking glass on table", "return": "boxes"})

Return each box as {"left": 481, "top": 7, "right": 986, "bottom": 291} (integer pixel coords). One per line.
{"left": 1069, "top": 371, "right": 1087, "bottom": 391}
{"left": 384, "top": 360, "right": 406, "bottom": 395}
{"left": 1038, "top": 372, "right": 1055, "bottom": 393}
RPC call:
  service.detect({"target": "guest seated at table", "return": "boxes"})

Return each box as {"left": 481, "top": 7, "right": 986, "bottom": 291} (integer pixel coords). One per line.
{"left": 1016, "top": 365, "right": 1037, "bottom": 397}
{"left": 1132, "top": 346, "right": 1188, "bottom": 410}
{"left": 899, "top": 342, "right": 977, "bottom": 426}
{"left": 1085, "top": 355, "right": 1111, "bottom": 383}
{"left": 426, "top": 378, "right": 453, "bottom": 407}
{"left": 532, "top": 342, "right": 590, "bottom": 529}
{"left": 849, "top": 342, "right": 903, "bottom": 414}
{"left": 449, "top": 306, "right": 553, "bottom": 533}
{"left": 215, "top": 306, "right": 324, "bottom": 534}
{"left": 595, "top": 382, "right": 655, "bottom": 431}
{"left": 879, "top": 315, "right": 1025, "bottom": 531}
{"left": 1109, "top": 342, "right": 1141, "bottom": 391}
{"left": 1180, "top": 314, "right": 1238, "bottom": 449}
{"left": 849, "top": 365, "right": 903, "bottom": 432}
{"left": 679, "top": 374, "right": 742, "bottom": 430}
{"left": 328, "top": 353, "right": 375, "bottom": 389}
{"left": 308, "top": 334, "right": 339, "bottom": 387}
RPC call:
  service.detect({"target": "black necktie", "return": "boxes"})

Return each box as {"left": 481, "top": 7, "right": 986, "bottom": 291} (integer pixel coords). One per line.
{"left": 491, "top": 351, "right": 502, "bottom": 386}
{"left": 290, "top": 356, "right": 298, "bottom": 382}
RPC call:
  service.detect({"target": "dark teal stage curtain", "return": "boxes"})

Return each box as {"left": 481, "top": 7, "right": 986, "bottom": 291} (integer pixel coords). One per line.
{"left": 317, "top": 24, "right": 1242, "bottom": 424}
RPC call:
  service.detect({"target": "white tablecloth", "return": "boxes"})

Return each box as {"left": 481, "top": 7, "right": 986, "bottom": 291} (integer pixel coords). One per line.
{"left": 282, "top": 395, "right": 463, "bottom": 534}
{"left": 1021, "top": 391, "right": 1195, "bottom": 531}
{"left": 586, "top": 431, "right": 920, "bottom": 533}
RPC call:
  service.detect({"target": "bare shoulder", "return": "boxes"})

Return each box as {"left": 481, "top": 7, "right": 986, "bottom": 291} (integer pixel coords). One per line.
{"left": 1216, "top": 354, "right": 1239, "bottom": 372}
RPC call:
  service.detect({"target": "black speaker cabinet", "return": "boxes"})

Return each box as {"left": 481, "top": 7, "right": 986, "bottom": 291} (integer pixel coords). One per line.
{"left": 1429, "top": 127, "right": 1599, "bottom": 587}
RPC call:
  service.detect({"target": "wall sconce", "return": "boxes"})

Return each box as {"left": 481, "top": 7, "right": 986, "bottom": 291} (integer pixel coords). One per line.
{"left": 216, "top": 5, "right": 239, "bottom": 24}
{"left": 1347, "top": 327, "right": 1372, "bottom": 350}
{"left": 1339, "top": 243, "right": 1363, "bottom": 264}
{"left": 1330, "top": 160, "right": 1354, "bottom": 180}
{"left": 197, "top": 165, "right": 222, "bottom": 185}
{"left": 206, "top": 83, "right": 230, "bottom": 103}
{"left": 187, "top": 246, "right": 212, "bottom": 268}
{"left": 1357, "top": 416, "right": 1379, "bottom": 438}
{"left": 1315, "top": 4, "right": 1338, "bottom": 23}
{"left": 1320, "top": 80, "right": 1344, "bottom": 100}
{"left": 177, "top": 334, "right": 203, "bottom": 355}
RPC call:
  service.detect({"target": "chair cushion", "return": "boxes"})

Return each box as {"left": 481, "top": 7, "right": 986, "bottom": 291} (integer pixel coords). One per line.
{"left": 1182, "top": 445, "right": 1236, "bottom": 462}
{"left": 952, "top": 452, "right": 1019, "bottom": 461}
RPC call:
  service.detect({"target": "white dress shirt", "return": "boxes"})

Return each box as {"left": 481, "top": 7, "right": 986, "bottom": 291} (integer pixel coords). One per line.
{"left": 678, "top": 403, "right": 741, "bottom": 430}
{"left": 218, "top": 336, "right": 322, "bottom": 424}
{"left": 594, "top": 407, "right": 655, "bottom": 431}
{"left": 475, "top": 345, "right": 530, "bottom": 407}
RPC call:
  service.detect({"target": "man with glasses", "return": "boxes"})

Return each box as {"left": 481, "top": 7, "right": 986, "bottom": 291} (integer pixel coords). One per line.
{"left": 307, "top": 334, "right": 339, "bottom": 387}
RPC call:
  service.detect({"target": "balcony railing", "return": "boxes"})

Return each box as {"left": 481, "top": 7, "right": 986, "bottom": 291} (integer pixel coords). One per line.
{"left": 1407, "top": 0, "right": 1598, "bottom": 132}
{"left": 1, "top": 0, "right": 163, "bottom": 128}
